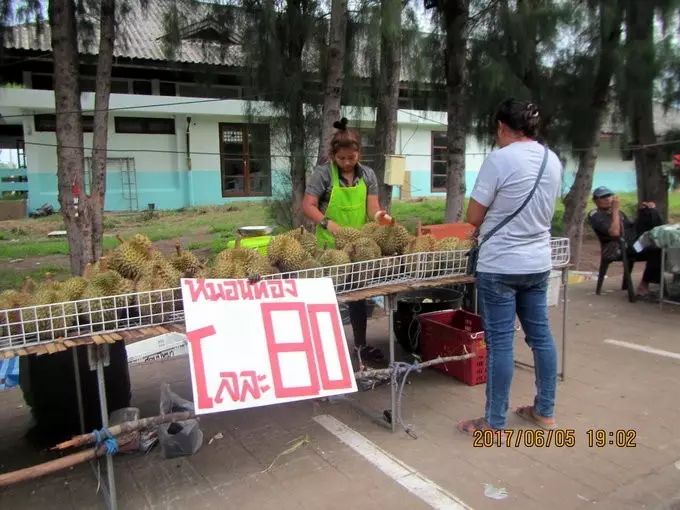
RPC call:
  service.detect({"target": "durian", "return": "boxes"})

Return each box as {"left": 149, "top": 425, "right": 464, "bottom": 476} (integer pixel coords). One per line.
{"left": 363, "top": 220, "right": 412, "bottom": 256}
{"left": 0, "top": 278, "right": 33, "bottom": 337}
{"left": 284, "top": 226, "right": 318, "bottom": 255}
{"left": 343, "top": 237, "right": 381, "bottom": 262}
{"left": 108, "top": 234, "right": 155, "bottom": 280}
{"left": 171, "top": 242, "right": 203, "bottom": 277}
{"left": 61, "top": 276, "right": 88, "bottom": 301}
{"left": 318, "top": 249, "right": 351, "bottom": 267}
{"left": 436, "top": 237, "right": 461, "bottom": 251}
{"left": 267, "top": 235, "right": 310, "bottom": 272}
{"left": 212, "top": 242, "right": 275, "bottom": 279}
{"left": 79, "top": 258, "right": 135, "bottom": 327}
{"left": 405, "top": 234, "right": 439, "bottom": 254}
{"left": 21, "top": 274, "right": 75, "bottom": 339}
{"left": 333, "top": 227, "right": 362, "bottom": 249}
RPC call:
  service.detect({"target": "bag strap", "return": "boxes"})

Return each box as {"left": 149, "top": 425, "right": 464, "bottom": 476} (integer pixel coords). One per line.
{"left": 478, "top": 145, "right": 549, "bottom": 247}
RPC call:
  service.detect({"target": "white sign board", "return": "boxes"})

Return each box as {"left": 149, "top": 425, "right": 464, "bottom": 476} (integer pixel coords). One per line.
{"left": 181, "top": 278, "right": 357, "bottom": 415}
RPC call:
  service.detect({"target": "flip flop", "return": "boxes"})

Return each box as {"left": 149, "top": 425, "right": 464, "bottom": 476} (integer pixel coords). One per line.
{"left": 456, "top": 417, "right": 493, "bottom": 435}
{"left": 515, "top": 405, "right": 557, "bottom": 430}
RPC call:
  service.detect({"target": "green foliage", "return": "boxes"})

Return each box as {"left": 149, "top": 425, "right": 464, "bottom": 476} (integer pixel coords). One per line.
{"left": 467, "top": 0, "right": 579, "bottom": 148}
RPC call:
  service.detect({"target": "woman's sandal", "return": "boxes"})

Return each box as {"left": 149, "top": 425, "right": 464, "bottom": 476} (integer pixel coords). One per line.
{"left": 515, "top": 405, "right": 557, "bottom": 430}
{"left": 456, "top": 417, "right": 493, "bottom": 435}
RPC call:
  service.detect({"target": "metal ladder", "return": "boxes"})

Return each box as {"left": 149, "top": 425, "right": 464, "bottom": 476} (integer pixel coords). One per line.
{"left": 120, "top": 158, "right": 138, "bottom": 211}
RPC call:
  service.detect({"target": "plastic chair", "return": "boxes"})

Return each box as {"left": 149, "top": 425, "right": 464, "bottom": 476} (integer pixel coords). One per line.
{"left": 587, "top": 212, "right": 636, "bottom": 303}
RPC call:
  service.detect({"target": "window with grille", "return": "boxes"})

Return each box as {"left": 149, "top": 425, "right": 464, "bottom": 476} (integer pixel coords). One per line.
{"left": 219, "top": 123, "right": 271, "bottom": 197}
{"left": 34, "top": 114, "right": 94, "bottom": 132}
{"left": 431, "top": 131, "right": 447, "bottom": 192}
{"left": 114, "top": 117, "right": 175, "bottom": 134}
{"left": 358, "top": 129, "right": 377, "bottom": 171}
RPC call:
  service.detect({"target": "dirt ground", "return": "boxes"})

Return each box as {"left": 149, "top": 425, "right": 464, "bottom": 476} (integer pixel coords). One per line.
{"left": 1, "top": 277, "right": 679, "bottom": 510}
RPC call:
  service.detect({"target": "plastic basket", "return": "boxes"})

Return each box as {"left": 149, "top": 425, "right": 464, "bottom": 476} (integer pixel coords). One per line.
{"left": 419, "top": 223, "right": 476, "bottom": 240}
{"left": 417, "top": 309, "right": 487, "bottom": 386}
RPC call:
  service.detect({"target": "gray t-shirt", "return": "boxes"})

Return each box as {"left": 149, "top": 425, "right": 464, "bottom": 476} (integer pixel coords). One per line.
{"left": 471, "top": 141, "right": 562, "bottom": 274}
{"left": 305, "top": 162, "right": 379, "bottom": 214}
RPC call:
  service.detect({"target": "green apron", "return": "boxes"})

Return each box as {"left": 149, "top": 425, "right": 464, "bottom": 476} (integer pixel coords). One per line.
{"left": 316, "top": 162, "right": 368, "bottom": 249}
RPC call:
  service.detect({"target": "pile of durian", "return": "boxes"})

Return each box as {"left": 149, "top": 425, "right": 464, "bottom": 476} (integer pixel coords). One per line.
{"left": 264, "top": 222, "right": 472, "bottom": 285}
{"left": 0, "top": 226, "right": 471, "bottom": 339}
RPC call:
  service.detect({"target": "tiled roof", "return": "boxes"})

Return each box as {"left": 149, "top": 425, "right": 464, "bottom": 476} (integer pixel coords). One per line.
{"left": 3, "top": 0, "right": 245, "bottom": 66}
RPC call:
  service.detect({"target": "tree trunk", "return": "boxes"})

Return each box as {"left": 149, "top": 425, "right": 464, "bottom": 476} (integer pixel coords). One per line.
{"left": 49, "top": 0, "right": 92, "bottom": 276}
{"left": 285, "top": 0, "right": 307, "bottom": 227}
{"left": 625, "top": 0, "right": 668, "bottom": 219}
{"left": 373, "top": 0, "right": 401, "bottom": 211}
{"left": 562, "top": 1, "right": 623, "bottom": 266}
{"left": 442, "top": 0, "right": 469, "bottom": 222}
{"left": 317, "top": 0, "right": 347, "bottom": 165}
{"left": 89, "top": 0, "right": 116, "bottom": 263}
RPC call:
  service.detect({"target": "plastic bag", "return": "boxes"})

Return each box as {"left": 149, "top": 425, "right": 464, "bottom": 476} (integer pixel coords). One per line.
{"left": 109, "top": 407, "right": 140, "bottom": 453}
{"left": 158, "top": 383, "right": 203, "bottom": 458}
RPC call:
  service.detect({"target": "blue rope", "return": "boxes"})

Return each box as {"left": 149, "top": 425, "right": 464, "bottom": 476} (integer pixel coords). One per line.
{"left": 92, "top": 427, "right": 119, "bottom": 456}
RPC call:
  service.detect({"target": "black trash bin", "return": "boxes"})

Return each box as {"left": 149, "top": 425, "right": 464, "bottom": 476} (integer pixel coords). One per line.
{"left": 393, "top": 286, "right": 464, "bottom": 353}
{"left": 20, "top": 341, "right": 131, "bottom": 447}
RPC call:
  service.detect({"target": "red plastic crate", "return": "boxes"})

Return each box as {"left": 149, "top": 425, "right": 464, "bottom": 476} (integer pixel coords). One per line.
{"left": 419, "top": 222, "right": 476, "bottom": 240}
{"left": 417, "top": 309, "right": 487, "bottom": 386}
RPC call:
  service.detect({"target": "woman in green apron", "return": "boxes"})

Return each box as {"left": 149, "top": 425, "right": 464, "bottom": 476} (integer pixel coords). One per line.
{"left": 303, "top": 118, "right": 391, "bottom": 361}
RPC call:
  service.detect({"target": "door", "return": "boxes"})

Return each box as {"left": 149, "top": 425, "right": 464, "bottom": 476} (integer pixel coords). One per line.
{"left": 218, "top": 123, "right": 271, "bottom": 197}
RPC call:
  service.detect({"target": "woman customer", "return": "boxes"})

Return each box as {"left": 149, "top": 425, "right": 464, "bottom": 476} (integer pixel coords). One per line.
{"left": 302, "top": 118, "right": 391, "bottom": 361}
{"left": 458, "top": 99, "right": 563, "bottom": 433}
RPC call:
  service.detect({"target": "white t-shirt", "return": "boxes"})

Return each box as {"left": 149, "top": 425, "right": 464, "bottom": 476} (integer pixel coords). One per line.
{"left": 470, "top": 141, "right": 562, "bottom": 274}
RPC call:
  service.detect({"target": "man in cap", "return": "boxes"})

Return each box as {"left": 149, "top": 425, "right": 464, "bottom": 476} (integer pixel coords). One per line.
{"left": 588, "top": 187, "right": 664, "bottom": 297}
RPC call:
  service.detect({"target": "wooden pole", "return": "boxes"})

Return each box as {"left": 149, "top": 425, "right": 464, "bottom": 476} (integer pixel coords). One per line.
{"left": 0, "top": 445, "right": 105, "bottom": 488}
{"left": 52, "top": 411, "right": 193, "bottom": 451}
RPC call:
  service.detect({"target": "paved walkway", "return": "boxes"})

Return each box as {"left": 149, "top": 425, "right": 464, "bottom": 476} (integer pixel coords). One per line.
{"left": 1, "top": 278, "right": 679, "bottom": 510}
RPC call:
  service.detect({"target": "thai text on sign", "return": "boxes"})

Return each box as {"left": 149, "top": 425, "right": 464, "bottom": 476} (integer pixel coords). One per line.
{"left": 181, "top": 278, "right": 358, "bottom": 415}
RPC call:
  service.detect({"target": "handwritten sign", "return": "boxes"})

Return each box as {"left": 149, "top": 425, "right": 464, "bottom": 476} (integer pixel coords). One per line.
{"left": 181, "top": 278, "right": 357, "bottom": 415}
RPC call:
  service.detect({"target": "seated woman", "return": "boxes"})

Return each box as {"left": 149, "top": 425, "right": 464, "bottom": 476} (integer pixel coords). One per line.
{"left": 587, "top": 186, "right": 664, "bottom": 297}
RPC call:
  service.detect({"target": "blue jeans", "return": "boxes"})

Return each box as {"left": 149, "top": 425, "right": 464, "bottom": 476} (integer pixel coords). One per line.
{"left": 476, "top": 271, "right": 557, "bottom": 429}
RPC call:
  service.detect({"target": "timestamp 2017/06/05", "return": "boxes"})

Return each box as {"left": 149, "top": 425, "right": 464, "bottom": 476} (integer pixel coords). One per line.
{"left": 472, "top": 429, "right": 637, "bottom": 448}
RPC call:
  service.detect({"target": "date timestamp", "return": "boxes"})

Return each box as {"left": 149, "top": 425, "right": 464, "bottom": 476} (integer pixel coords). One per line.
{"left": 472, "top": 428, "right": 637, "bottom": 448}
{"left": 586, "top": 429, "right": 636, "bottom": 448}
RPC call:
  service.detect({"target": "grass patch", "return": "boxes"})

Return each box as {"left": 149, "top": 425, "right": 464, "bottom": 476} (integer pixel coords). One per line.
{"left": 0, "top": 203, "right": 269, "bottom": 259}
{"left": 0, "top": 236, "right": 119, "bottom": 259}
{"left": 2, "top": 193, "right": 677, "bottom": 262}
{"left": 0, "top": 265, "right": 70, "bottom": 290}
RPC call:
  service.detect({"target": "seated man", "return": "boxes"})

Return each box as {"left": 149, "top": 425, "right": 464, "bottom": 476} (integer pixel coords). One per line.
{"left": 588, "top": 186, "right": 664, "bottom": 297}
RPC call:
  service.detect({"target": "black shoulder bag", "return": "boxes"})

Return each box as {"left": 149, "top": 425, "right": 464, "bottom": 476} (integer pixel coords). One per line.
{"left": 466, "top": 145, "right": 549, "bottom": 276}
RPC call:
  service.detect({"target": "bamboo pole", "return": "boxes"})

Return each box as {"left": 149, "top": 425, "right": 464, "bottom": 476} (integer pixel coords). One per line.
{"left": 52, "top": 411, "right": 193, "bottom": 451}
{"left": 0, "top": 445, "right": 105, "bottom": 488}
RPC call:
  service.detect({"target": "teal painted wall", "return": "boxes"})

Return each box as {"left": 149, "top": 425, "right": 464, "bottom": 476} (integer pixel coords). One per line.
{"left": 25, "top": 166, "right": 639, "bottom": 213}
{"left": 406, "top": 168, "right": 637, "bottom": 198}
{"left": 27, "top": 168, "right": 283, "bottom": 213}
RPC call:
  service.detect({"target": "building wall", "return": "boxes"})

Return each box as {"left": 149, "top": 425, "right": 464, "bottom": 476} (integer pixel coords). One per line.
{"left": 560, "top": 134, "right": 637, "bottom": 195}
{"left": 0, "top": 87, "right": 641, "bottom": 214}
